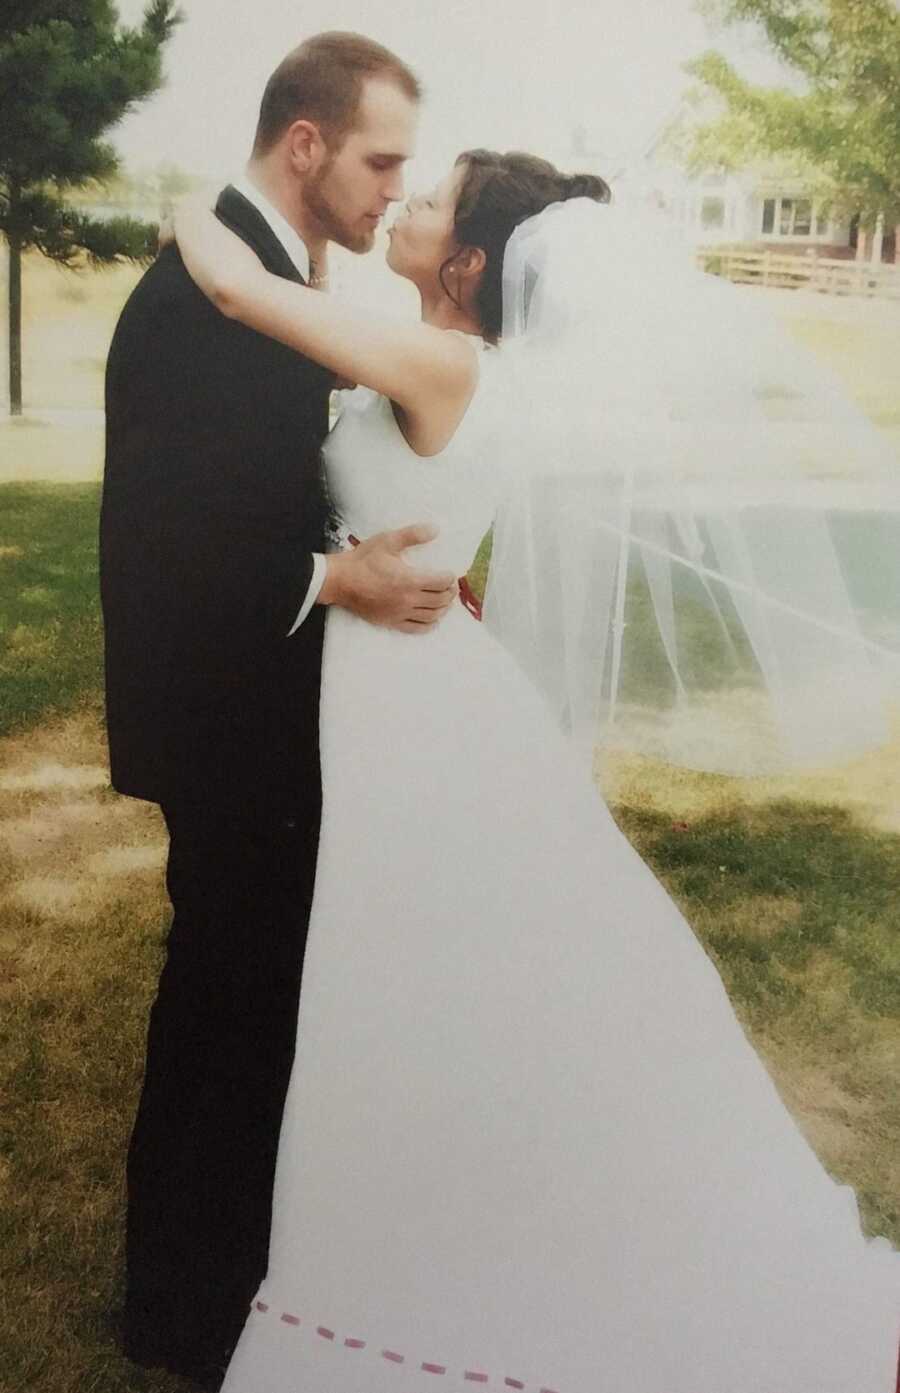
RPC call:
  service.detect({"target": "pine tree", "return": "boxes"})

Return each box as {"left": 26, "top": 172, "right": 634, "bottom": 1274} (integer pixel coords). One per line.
{"left": 0, "top": 1, "right": 182, "bottom": 414}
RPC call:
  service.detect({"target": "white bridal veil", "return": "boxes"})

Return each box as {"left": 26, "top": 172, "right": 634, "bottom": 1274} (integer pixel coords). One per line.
{"left": 482, "top": 198, "right": 900, "bottom": 773}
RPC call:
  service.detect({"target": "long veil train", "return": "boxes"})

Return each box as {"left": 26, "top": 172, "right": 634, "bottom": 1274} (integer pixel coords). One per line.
{"left": 482, "top": 198, "right": 900, "bottom": 773}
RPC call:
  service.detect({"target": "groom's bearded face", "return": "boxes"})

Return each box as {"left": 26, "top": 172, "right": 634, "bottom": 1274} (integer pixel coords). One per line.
{"left": 304, "top": 78, "right": 418, "bottom": 254}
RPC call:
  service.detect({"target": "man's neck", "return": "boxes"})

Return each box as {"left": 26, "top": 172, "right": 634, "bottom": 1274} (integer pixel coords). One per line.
{"left": 243, "top": 161, "right": 327, "bottom": 269}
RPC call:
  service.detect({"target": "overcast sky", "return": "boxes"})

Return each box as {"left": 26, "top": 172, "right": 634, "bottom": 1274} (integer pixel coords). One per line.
{"left": 112, "top": 0, "right": 787, "bottom": 187}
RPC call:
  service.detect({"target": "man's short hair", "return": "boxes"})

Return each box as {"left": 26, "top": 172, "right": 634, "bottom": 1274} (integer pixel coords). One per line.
{"left": 252, "top": 31, "right": 421, "bottom": 156}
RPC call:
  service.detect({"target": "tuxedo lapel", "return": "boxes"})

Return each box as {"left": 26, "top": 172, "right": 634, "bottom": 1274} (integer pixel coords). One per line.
{"left": 215, "top": 185, "right": 306, "bottom": 285}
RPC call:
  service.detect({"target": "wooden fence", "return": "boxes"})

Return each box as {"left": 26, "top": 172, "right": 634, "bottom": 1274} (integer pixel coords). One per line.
{"left": 696, "top": 245, "right": 900, "bottom": 301}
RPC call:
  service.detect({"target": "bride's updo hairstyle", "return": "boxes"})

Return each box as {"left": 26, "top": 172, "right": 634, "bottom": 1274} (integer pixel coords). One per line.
{"left": 446, "top": 151, "right": 611, "bottom": 342}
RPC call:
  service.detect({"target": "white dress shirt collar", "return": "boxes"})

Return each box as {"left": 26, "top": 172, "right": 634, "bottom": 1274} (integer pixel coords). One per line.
{"left": 233, "top": 174, "right": 311, "bottom": 282}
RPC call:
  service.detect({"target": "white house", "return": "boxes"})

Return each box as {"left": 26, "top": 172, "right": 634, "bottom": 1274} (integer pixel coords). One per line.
{"left": 559, "top": 123, "right": 894, "bottom": 264}
{"left": 629, "top": 163, "right": 879, "bottom": 260}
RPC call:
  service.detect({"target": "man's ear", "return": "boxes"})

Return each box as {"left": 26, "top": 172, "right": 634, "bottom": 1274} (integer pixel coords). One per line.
{"left": 286, "top": 119, "right": 328, "bottom": 175}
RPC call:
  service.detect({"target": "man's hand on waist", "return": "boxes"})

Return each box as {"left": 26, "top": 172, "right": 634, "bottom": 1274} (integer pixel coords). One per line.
{"left": 317, "top": 525, "right": 458, "bottom": 634}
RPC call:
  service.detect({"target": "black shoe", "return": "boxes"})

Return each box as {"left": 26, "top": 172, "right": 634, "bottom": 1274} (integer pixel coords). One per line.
{"left": 123, "top": 1329, "right": 229, "bottom": 1390}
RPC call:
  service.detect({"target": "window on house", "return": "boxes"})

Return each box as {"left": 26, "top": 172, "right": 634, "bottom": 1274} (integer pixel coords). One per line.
{"left": 792, "top": 200, "right": 813, "bottom": 235}
{"left": 773, "top": 196, "right": 816, "bottom": 236}
{"left": 701, "top": 196, "right": 725, "bottom": 229}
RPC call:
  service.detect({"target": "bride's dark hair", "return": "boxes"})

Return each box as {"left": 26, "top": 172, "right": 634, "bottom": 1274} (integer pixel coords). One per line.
{"left": 445, "top": 150, "right": 611, "bottom": 342}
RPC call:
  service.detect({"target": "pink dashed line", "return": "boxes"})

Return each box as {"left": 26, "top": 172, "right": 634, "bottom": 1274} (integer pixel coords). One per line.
{"left": 256, "top": 1305, "right": 561, "bottom": 1390}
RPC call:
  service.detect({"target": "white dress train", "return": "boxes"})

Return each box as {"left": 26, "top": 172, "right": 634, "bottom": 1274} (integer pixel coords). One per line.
{"left": 221, "top": 349, "right": 899, "bottom": 1393}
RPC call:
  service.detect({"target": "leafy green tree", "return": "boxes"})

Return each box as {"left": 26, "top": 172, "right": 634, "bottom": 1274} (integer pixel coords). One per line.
{"left": 680, "top": 0, "right": 900, "bottom": 255}
{"left": 0, "top": 1, "right": 182, "bottom": 414}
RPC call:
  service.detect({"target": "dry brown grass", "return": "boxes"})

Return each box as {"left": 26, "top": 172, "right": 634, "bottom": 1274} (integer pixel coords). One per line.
{"left": 19, "top": 253, "right": 143, "bottom": 412}
{"left": 0, "top": 417, "right": 105, "bottom": 484}
{"left": 0, "top": 716, "right": 164, "bottom": 926}
{"left": 596, "top": 708, "right": 900, "bottom": 834}
{"left": 0, "top": 251, "right": 137, "bottom": 485}
{"left": 0, "top": 711, "right": 189, "bottom": 1392}
{"left": 778, "top": 290, "right": 900, "bottom": 439}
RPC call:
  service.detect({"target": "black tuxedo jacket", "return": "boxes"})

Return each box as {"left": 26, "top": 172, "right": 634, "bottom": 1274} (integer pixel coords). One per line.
{"left": 100, "top": 186, "right": 336, "bottom": 815}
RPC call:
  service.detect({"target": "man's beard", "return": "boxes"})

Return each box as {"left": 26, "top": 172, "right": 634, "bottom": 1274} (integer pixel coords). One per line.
{"left": 305, "top": 164, "right": 374, "bottom": 255}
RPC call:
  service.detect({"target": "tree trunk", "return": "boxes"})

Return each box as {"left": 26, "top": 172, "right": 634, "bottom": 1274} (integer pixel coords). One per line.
{"left": 8, "top": 236, "right": 22, "bottom": 417}
{"left": 895, "top": 224, "right": 900, "bottom": 266}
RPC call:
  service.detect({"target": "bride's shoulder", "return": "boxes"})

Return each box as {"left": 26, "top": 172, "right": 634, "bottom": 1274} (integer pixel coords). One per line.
{"left": 444, "top": 330, "right": 489, "bottom": 350}
{"left": 442, "top": 330, "right": 493, "bottom": 381}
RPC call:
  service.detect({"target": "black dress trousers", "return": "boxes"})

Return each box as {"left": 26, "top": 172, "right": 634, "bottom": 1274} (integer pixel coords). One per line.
{"left": 124, "top": 794, "right": 321, "bottom": 1377}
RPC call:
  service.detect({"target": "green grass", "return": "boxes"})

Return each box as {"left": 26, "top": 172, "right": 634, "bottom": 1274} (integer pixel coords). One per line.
{"left": 0, "top": 482, "right": 104, "bottom": 736}
{"left": 616, "top": 796, "right": 900, "bottom": 1242}
{"left": 0, "top": 473, "right": 898, "bottom": 1391}
{"left": 467, "top": 529, "right": 492, "bottom": 600}
{"left": 0, "top": 481, "right": 489, "bottom": 740}
{"left": 618, "top": 799, "right": 900, "bottom": 1024}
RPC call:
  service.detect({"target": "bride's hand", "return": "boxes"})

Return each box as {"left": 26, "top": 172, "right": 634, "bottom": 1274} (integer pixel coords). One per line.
{"left": 157, "top": 209, "right": 175, "bottom": 252}
{"left": 174, "top": 194, "right": 264, "bottom": 308}
{"left": 160, "top": 192, "right": 212, "bottom": 252}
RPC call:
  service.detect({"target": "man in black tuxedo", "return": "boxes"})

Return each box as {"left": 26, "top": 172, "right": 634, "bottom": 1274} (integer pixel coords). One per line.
{"left": 100, "top": 32, "right": 455, "bottom": 1389}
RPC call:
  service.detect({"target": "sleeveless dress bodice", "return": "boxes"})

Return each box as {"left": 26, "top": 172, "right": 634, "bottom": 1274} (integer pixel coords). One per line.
{"left": 323, "top": 344, "right": 502, "bottom": 580}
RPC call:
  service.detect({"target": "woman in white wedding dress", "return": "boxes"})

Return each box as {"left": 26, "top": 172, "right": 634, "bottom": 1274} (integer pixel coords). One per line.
{"left": 175, "top": 151, "right": 899, "bottom": 1392}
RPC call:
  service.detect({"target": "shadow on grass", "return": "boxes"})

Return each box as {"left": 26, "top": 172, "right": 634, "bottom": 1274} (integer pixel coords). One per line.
{"left": 616, "top": 798, "right": 900, "bottom": 1023}
{"left": 615, "top": 796, "right": 900, "bottom": 1242}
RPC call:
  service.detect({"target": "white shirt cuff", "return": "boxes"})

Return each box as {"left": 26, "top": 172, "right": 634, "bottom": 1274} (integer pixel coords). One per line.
{"left": 287, "top": 553, "right": 328, "bottom": 635}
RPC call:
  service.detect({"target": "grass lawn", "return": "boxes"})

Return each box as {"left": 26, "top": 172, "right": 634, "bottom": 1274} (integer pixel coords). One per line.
{"left": 17, "top": 253, "right": 143, "bottom": 413}
{"left": 0, "top": 264, "right": 899, "bottom": 1389}
{"left": 1, "top": 482, "right": 899, "bottom": 1390}
{"left": 0, "top": 417, "right": 105, "bottom": 485}
{"left": 0, "top": 251, "right": 135, "bottom": 487}
{"left": 0, "top": 482, "right": 103, "bottom": 736}
{"left": 778, "top": 290, "right": 900, "bottom": 440}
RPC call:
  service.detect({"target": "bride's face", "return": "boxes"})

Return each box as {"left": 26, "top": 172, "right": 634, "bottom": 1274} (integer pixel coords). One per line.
{"left": 385, "top": 164, "right": 465, "bottom": 286}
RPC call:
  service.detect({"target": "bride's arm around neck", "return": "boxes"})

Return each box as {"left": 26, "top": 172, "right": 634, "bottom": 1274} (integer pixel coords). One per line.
{"left": 174, "top": 199, "right": 478, "bottom": 448}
